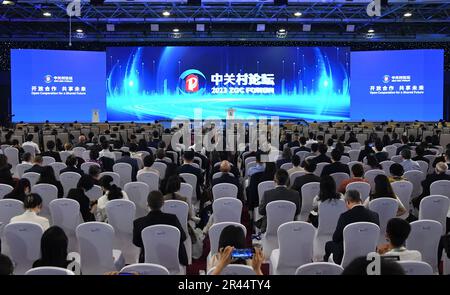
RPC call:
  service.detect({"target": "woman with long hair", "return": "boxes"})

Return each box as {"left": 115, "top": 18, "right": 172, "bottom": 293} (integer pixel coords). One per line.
{"left": 364, "top": 174, "right": 406, "bottom": 216}
{"left": 33, "top": 226, "right": 72, "bottom": 269}
{"left": 96, "top": 175, "right": 129, "bottom": 221}
{"left": 37, "top": 166, "right": 64, "bottom": 198}
{"left": 309, "top": 175, "right": 344, "bottom": 227}
{"left": 3, "top": 178, "right": 31, "bottom": 202}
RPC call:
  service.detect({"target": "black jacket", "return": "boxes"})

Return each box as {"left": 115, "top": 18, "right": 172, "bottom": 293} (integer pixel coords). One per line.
{"left": 25, "top": 165, "right": 46, "bottom": 175}
{"left": 310, "top": 154, "right": 332, "bottom": 166}
{"left": 0, "top": 164, "right": 14, "bottom": 187}
{"left": 60, "top": 166, "right": 84, "bottom": 176}
{"left": 374, "top": 152, "right": 389, "bottom": 163}
{"left": 212, "top": 173, "right": 243, "bottom": 200}
{"left": 321, "top": 162, "right": 350, "bottom": 177}
{"left": 67, "top": 188, "right": 95, "bottom": 222}
{"left": 42, "top": 151, "right": 62, "bottom": 162}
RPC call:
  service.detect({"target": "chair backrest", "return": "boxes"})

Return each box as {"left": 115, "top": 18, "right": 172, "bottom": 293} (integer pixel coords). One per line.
{"left": 341, "top": 222, "right": 380, "bottom": 268}
{"left": 105, "top": 199, "right": 136, "bottom": 235}
{"left": 42, "top": 156, "right": 56, "bottom": 166}
{"left": 151, "top": 162, "right": 167, "bottom": 179}
{"left": 59, "top": 151, "right": 71, "bottom": 164}
{"left": 245, "top": 161, "right": 257, "bottom": 177}
{"left": 137, "top": 172, "right": 159, "bottom": 192}
{"left": 113, "top": 151, "right": 121, "bottom": 161}
{"left": 391, "top": 180, "right": 413, "bottom": 217}
{"left": 257, "top": 181, "right": 276, "bottom": 204}
{"left": 391, "top": 155, "right": 403, "bottom": 163}
{"left": 25, "top": 266, "right": 75, "bottom": 275}
{"left": 207, "top": 265, "right": 256, "bottom": 275}
{"left": 280, "top": 163, "right": 294, "bottom": 171}
{"left": 368, "top": 197, "right": 398, "bottom": 243}
{"left": 177, "top": 182, "right": 193, "bottom": 206}
{"left": 245, "top": 156, "right": 256, "bottom": 168}
{"left": 113, "top": 163, "right": 133, "bottom": 188}
{"left": 317, "top": 199, "right": 346, "bottom": 236}
{"left": 31, "top": 184, "right": 58, "bottom": 219}
{"left": 380, "top": 161, "right": 395, "bottom": 176}
{"left": 364, "top": 169, "right": 386, "bottom": 192}
{"left": 0, "top": 183, "right": 14, "bottom": 198}
{"left": 397, "top": 261, "right": 433, "bottom": 275}
{"left": 162, "top": 200, "right": 189, "bottom": 234}
{"left": 430, "top": 180, "right": 450, "bottom": 198}
{"left": 82, "top": 150, "right": 91, "bottom": 161}
{"left": 330, "top": 172, "right": 350, "bottom": 191}
{"left": 4, "top": 222, "right": 43, "bottom": 274}
{"left": 350, "top": 142, "right": 361, "bottom": 150}
{"left": 296, "top": 151, "right": 311, "bottom": 163}
{"left": 141, "top": 225, "right": 181, "bottom": 273}
{"left": 49, "top": 162, "right": 67, "bottom": 181}
{"left": 347, "top": 161, "right": 360, "bottom": 176}
{"left": 60, "top": 172, "right": 82, "bottom": 197}
{"left": 120, "top": 263, "right": 169, "bottom": 275}
{"left": 419, "top": 195, "right": 450, "bottom": 234}
{"left": 99, "top": 172, "right": 121, "bottom": 188}
{"left": 266, "top": 200, "right": 297, "bottom": 237}
{"left": 124, "top": 182, "right": 150, "bottom": 219}
{"left": 49, "top": 199, "right": 81, "bottom": 237}
{"left": 80, "top": 162, "right": 100, "bottom": 175}
{"left": 384, "top": 145, "right": 397, "bottom": 159}
{"left": 404, "top": 170, "right": 425, "bottom": 199}
{"left": 314, "top": 163, "right": 328, "bottom": 177}
{"left": 406, "top": 220, "right": 442, "bottom": 273}
{"left": 213, "top": 197, "right": 242, "bottom": 224}
{"left": 76, "top": 222, "right": 116, "bottom": 275}
{"left": 348, "top": 150, "right": 360, "bottom": 162}
{"left": 5, "top": 147, "right": 19, "bottom": 169}
{"left": 179, "top": 173, "right": 197, "bottom": 200}
{"left": 212, "top": 183, "right": 238, "bottom": 201}
{"left": 416, "top": 160, "right": 429, "bottom": 175}
{"left": 209, "top": 222, "right": 247, "bottom": 255}
{"left": 295, "top": 262, "right": 344, "bottom": 275}
{"left": 289, "top": 171, "right": 306, "bottom": 185}
{"left": 83, "top": 185, "right": 102, "bottom": 202}
{"left": 299, "top": 182, "right": 320, "bottom": 221}
{"left": 345, "top": 181, "right": 371, "bottom": 202}
{"left": 0, "top": 199, "right": 24, "bottom": 240}
{"left": 16, "top": 163, "right": 33, "bottom": 178}
{"left": 22, "top": 172, "right": 40, "bottom": 187}
{"left": 73, "top": 147, "right": 86, "bottom": 158}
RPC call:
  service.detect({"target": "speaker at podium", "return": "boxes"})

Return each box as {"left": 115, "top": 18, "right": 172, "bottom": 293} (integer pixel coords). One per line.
{"left": 92, "top": 109, "right": 100, "bottom": 123}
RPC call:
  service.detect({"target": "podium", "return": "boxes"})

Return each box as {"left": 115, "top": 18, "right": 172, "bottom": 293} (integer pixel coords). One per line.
{"left": 92, "top": 109, "right": 100, "bottom": 123}
{"left": 227, "top": 108, "right": 235, "bottom": 120}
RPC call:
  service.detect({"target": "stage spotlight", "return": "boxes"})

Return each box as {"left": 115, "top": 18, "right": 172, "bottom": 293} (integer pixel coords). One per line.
{"left": 346, "top": 24, "right": 355, "bottom": 32}
{"left": 162, "top": 10, "right": 170, "bottom": 17}
{"left": 43, "top": 11, "right": 52, "bottom": 17}
{"left": 256, "top": 24, "right": 266, "bottom": 32}
{"left": 294, "top": 11, "right": 302, "bottom": 17}
{"left": 303, "top": 24, "right": 311, "bottom": 32}
{"left": 368, "top": 28, "right": 375, "bottom": 33}
{"left": 151, "top": 24, "right": 160, "bottom": 32}
{"left": 76, "top": 28, "right": 84, "bottom": 33}
{"left": 173, "top": 28, "right": 180, "bottom": 33}
{"left": 403, "top": 12, "right": 412, "bottom": 17}
{"left": 106, "top": 24, "right": 115, "bottom": 32}
{"left": 196, "top": 24, "right": 205, "bottom": 32}
{"left": 2, "top": 0, "right": 15, "bottom": 5}
{"left": 276, "top": 28, "right": 287, "bottom": 38}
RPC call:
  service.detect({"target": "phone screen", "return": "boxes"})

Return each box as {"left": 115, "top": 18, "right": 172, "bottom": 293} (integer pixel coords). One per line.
{"left": 231, "top": 248, "right": 253, "bottom": 259}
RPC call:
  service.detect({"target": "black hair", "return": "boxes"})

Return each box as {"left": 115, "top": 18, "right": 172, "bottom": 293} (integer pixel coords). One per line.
{"left": 303, "top": 159, "right": 317, "bottom": 173}
{"left": 331, "top": 149, "right": 342, "bottom": 162}
{"left": 275, "top": 169, "right": 289, "bottom": 185}
{"left": 38, "top": 226, "right": 69, "bottom": 268}
{"left": 101, "top": 141, "right": 109, "bottom": 150}
{"left": 88, "top": 165, "right": 101, "bottom": 178}
{"left": 183, "top": 150, "right": 195, "bottom": 161}
{"left": 311, "top": 143, "right": 319, "bottom": 153}
{"left": 351, "top": 163, "right": 365, "bottom": 178}
{"left": 76, "top": 175, "right": 94, "bottom": 191}
{"left": 291, "top": 155, "right": 300, "bottom": 167}
{"left": 38, "top": 166, "right": 58, "bottom": 184}
{"left": 345, "top": 190, "right": 362, "bottom": 203}
{"left": 318, "top": 143, "right": 328, "bottom": 155}
{"left": 366, "top": 154, "right": 381, "bottom": 169}
{"left": 299, "top": 136, "right": 307, "bottom": 145}
{"left": 89, "top": 149, "right": 99, "bottom": 160}
{"left": 24, "top": 193, "right": 43, "bottom": 209}
{"left": 26, "top": 134, "right": 34, "bottom": 142}
{"left": 386, "top": 218, "right": 411, "bottom": 248}
{"left": 372, "top": 174, "right": 395, "bottom": 200}
{"left": 147, "top": 190, "right": 164, "bottom": 210}
{"left": 389, "top": 163, "right": 404, "bottom": 177}
{"left": 341, "top": 256, "right": 405, "bottom": 275}
{"left": 22, "top": 152, "right": 33, "bottom": 163}
{"left": 400, "top": 149, "right": 411, "bottom": 160}
{"left": 318, "top": 175, "right": 340, "bottom": 202}
{"left": 46, "top": 140, "right": 56, "bottom": 151}
{"left": 0, "top": 254, "right": 13, "bottom": 275}
{"left": 144, "top": 155, "right": 155, "bottom": 167}
{"left": 65, "top": 155, "right": 78, "bottom": 167}
{"left": 165, "top": 175, "right": 181, "bottom": 198}
{"left": 218, "top": 225, "right": 246, "bottom": 252}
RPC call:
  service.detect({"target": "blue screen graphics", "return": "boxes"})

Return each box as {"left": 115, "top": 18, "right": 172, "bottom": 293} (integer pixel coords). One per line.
{"left": 106, "top": 46, "right": 350, "bottom": 121}
{"left": 350, "top": 49, "right": 444, "bottom": 121}
{"left": 11, "top": 49, "right": 106, "bottom": 122}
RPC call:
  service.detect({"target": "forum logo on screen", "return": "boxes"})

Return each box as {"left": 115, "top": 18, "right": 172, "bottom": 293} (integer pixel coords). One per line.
{"left": 44, "top": 75, "right": 53, "bottom": 83}
{"left": 178, "top": 69, "right": 206, "bottom": 95}
{"left": 382, "top": 75, "right": 391, "bottom": 83}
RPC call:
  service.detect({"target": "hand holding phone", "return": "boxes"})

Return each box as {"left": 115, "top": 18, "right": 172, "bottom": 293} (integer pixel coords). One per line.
{"left": 231, "top": 248, "right": 254, "bottom": 260}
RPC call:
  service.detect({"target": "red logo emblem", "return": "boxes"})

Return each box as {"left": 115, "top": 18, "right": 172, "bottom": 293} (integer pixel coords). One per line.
{"left": 185, "top": 74, "right": 199, "bottom": 93}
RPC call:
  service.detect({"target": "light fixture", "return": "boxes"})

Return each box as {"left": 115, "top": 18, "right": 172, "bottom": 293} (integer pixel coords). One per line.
{"left": 2, "top": 0, "right": 15, "bottom": 5}
{"left": 403, "top": 12, "right": 412, "bottom": 17}
{"left": 106, "top": 24, "right": 115, "bottom": 32}
{"left": 368, "top": 29, "right": 375, "bottom": 33}
{"left": 276, "top": 28, "right": 287, "bottom": 38}
{"left": 278, "top": 28, "right": 286, "bottom": 33}
{"left": 43, "top": 12, "right": 52, "bottom": 17}
{"left": 76, "top": 28, "right": 84, "bottom": 33}
{"left": 196, "top": 24, "right": 205, "bottom": 32}
{"left": 346, "top": 24, "right": 355, "bottom": 32}
{"left": 256, "top": 24, "right": 266, "bottom": 32}
{"left": 173, "top": 28, "right": 179, "bottom": 33}
{"left": 294, "top": 11, "right": 302, "bottom": 17}
{"left": 162, "top": 10, "right": 170, "bottom": 17}
{"left": 151, "top": 24, "right": 159, "bottom": 32}
{"left": 303, "top": 24, "right": 311, "bottom": 32}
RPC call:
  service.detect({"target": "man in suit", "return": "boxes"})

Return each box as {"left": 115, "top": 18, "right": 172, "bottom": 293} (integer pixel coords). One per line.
{"left": 374, "top": 140, "right": 389, "bottom": 163}
{"left": 292, "top": 136, "right": 311, "bottom": 154}
{"left": 148, "top": 130, "right": 161, "bottom": 149}
{"left": 24, "top": 155, "right": 46, "bottom": 174}
{"left": 116, "top": 151, "right": 140, "bottom": 182}
{"left": 60, "top": 155, "right": 84, "bottom": 176}
{"left": 291, "top": 159, "right": 320, "bottom": 209}
{"left": 310, "top": 143, "right": 332, "bottom": 166}
{"left": 395, "top": 135, "right": 411, "bottom": 155}
{"left": 212, "top": 152, "right": 240, "bottom": 178}
{"left": 258, "top": 169, "right": 300, "bottom": 233}
{"left": 132, "top": 191, "right": 188, "bottom": 266}
{"left": 324, "top": 190, "right": 380, "bottom": 264}
{"left": 42, "top": 140, "right": 62, "bottom": 162}
{"left": 178, "top": 150, "right": 203, "bottom": 200}
{"left": 212, "top": 160, "right": 243, "bottom": 200}
{"left": 321, "top": 149, "right": 350, "bottom": 177}
{"left": 412, "top": 162, "right": 450, "bottom": 209}
{"left": 76, "top": 135, "right": 88, "bottom": 149}
{"left": 287, "top": 133, "right": 300, "bottom": 148}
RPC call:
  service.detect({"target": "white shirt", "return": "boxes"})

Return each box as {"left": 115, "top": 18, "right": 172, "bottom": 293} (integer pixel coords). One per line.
{"left": 400, "top": 159, "right": 421, "bottom": 172}
{"left": 96, "top": 190, "right": 129, "bottom": 222}
{"left": 10, "top": 210, "right": 49, "bottom": 231}
{"left": 99, "top": 149, "right": 116, "bottom": 160}
{"left": 383, "top": 247, "right": 422, "bottom": 261}
{"left": 22, "top": 141, "right": 41, "bottom": 154}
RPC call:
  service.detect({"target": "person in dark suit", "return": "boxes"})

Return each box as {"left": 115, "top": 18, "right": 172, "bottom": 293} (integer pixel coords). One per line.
{"left": 276, "top": 147, "right": 292, "bottom": 169}
{"left": 211, "top": 152, "right": 240, "bottom": 178}
{"left": 178, "top": 150, "right": 203, "bottom": 200}
{"left": 148, "top": 130, "right": 161, "bottom": 149}
{"left": 292, "top": 136, "right": 311, "bottom": 154}
{"left": 60, "top": 155, "right": 84, "bottom": 176}
{"left": 115, "top": 151, "right": 139, "bottom": 182}
{"left": 0, "top": 154, "right": 15, "bottom": 187}
{"left": 324, "top": 190, "right": 380, "bottom": 264}
{"left": 291, "top": 159, "right": 321, "bottom": 210}
{"left": 36, "top": 166, "right": 64, "bottom": 198}
{"left": 212, "top": 160, "right": 243, "bottom": 200}
{"left": 67, "top": 175, "right": 96, "bottom": 222}
{"left": 412, "top": 162, "right": 450, "bottom": 209}
{"left": 310, "top": 143, "right": 332, "bottom": 166}
{"left": 132, "top": 191, "right": 188, "bottom": 266}
{"left": 76, "top": 135, "right": 88, "bottom": 149}
{"left": 374, "top": 140, "right": 389, "bottom": 163}
{"left": 287, "top": 133, "right": 300, "bottom": 148}
{"left": 321, "top": 149, "right": 350, "bottom": 177}
{"left": 42, "top": 141, "right": 62, "bottom": 162}
{"left": 396, "top": 135, "right": 411, "bottom": 155}
{"left": 412, "top": 145, "right": 430, "bottom": 164}
{"left": 24, "top": 155, "right": 46, "bottom": 175}
{"left": 258, "top": 169, "right": 300, "bottom": 232}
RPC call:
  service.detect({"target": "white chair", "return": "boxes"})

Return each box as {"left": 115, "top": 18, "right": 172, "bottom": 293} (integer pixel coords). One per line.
{"left": 80, "top": 162, "right": 100, "bottom": 175}
{"left": 49, "top": 162, "right": 67, "bottom": 181}
{"left": 295, "top": 262, "right": 343, "bottom": 275}
{"left": 416, "top": 160, "right": 429, "bottom": 175}
{"left": 16, "top": 163, "right": 32, "bottom": 178}
{"left": 76, "top": 222, "right": 125, "bottom": 275}
{"left": 0, "top": 183, "right": 13, "bottom": 198}
{"left": 244, "top": 156, "right": 256, "bottom": 168}
{"left": 124, "top": 182, "right": 150, "bottom": 218}
{"left": 348, "top": 150, "right": 360, "bottom": 162}
{"left": 212, "top": 183, "right": 238, "bottom": 200}
{"left": 22, "top": 172, "right": 40, "bottom": 187}
{"left": 113, "top": 163, "right": 133, "bottom": 188}
{"left": 314, "top": 163, "right": 328, "bottom": 177}
{"left": 313, "top": 199, "right": 346, "bottom": 261}
{"left": 120, "top": 263, "right": 169, "bottom": 275}
{"left": 404, "top": 170, "right": 425, "bottom": 199}
{"left": 213, "top": 197, "right": 242, "bottom": 224}
{"left": 42, "top": 156, "right": 56, "bottom": 166}
{"left": 280, "top": 163, "right": 294, "bottom": 171}
{"left": 245, "top": 161, "right": 257, "bottom": 177}
{"left": 82, "top": 150, "right": 91, "bottom": 161}
{"left": 419, "top": 195, "right": 449, "bottom": 234}
{"left": 347, "top": 161, "right": 360, "bottom": 176}
{"left": 151, "top": 162, "right": 167, "bottom": 179}
{"left": 59, "top": 151, "right": 71, "bottom": 164}
{"left": 368, "top": 197, "right": 398, "bottom": 244}
{"left": 5, "top": 147, "right": 19, "bottom": 171}
{"left": 254, "top": 180, "right": 275, "bottom": 223}
{"left": 350, "top": 142, "right": 361, "bottom": 150}
{"left": 330, "top": 172, "right": 350, "bottom": 191}
{"left": 270, "top": 221, "right": 315, "bottom": 275}
{"left": 207, "top": 265, "right": 256, "bottom": 275}
{"left": 340, "top": 156, "right": 350, "bottom": 165}
{"left": 99, "top": 172, "right": 121, "bottom": 188}
{"left": 339, "top": 222, "right": 380, "bottom": 268}
{"left": 364, "top": 169, "right": 386, "bottom": 192}
{"left": 60, "top": 172, "right": 81, "bottom": 198}
{"left": 113, "top": 151, "right": 121, "bottom": 161}
{"left": 0, "top": 199, "right": 24, "bottom": 256}
{"left": 296, "top": 151, "right": 311, "bottom": 163}
{"left": 137, "top": 172, "right": 159, "bottom": 192}
{"left": 73, "top": 147, "right": 86, "bottom": 158}
{"left": 105, "top": 199, "right": 139, "bottom": 264}
{"left": 262, "top": 200, "right": 297, "bottom": 259}
{"left": 380, "top": 160, "right": 395, "bottom": 176}
{"left": 49, "top": 199, "right": 81, "bottom": 252}
{"left": 178, "top": 182, "right": 194, "bottom": 205}
{"left": 299, "top": 182, "right": 320, "bottom": 221}
{"left": 31, "top": 184, "right": 58, "bottom": 220}
{"left": 85, "top": 185, "right": 103, "bottom": 201}
{"left": 289, "top": 171, "right": 305, "bottom": 186}
{"left": 345, "top": 182, "right": 371, "bottom": 202}
{"left": 391, "top": 181, "right": 413, "bottom": 219}
{"left": 180, "top": 173, "right": 198, "bottom": 201}
{"left": 430, "top": 180, "right": 450, "bottom": 199}
{"left": 397, "top": 261, "right": 433, "bottom": 275}
{"left": 406, "top": 220, "right": 442, "bottom": 273}
{"left": 391, "top": 155, "right": 403, "bottom": 163}
{"left": 4, "top": 222, "right": 43, "bottom": 274}
{"left": 384, "top": 145, "right": 397, "bottom": 159}
{"left": 141, "top": 225, "right": 185, "bottom": 275}
{"left": 25, "top": 266, "right": 75, "bottom": 275}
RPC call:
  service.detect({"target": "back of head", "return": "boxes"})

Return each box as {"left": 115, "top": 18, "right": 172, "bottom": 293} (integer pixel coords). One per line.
{"left": 345, "top": 189, "right": 362, "bottom": 204}
{"left": 65, "top": 155, "right": 77, "bottom": 167}
{"left": 144, "top": 155, "right": 155, "bottom": 168}
{"left": 26, "top": 134, "right": 34, "bottom": 142}
{"left": 401, "top": 135, "right": 409, "bottom": 144}
{"left": 89, "top": 149, "right": 99, "bottom": 160}
{"left": 100, "top": 175, "right": 114, "bottom": 191}
{"left": 400, "top": 148, "right": 411, "bottom": 160}
{"left": 374, "top": 139, "right": 383, "bottom": 152}
{"left": 299, "top": 136, "right": 307, "bottom": 146}
{"left": 282, "top": 147, "right": 292, "bottom": 160}
{"left": 76, "top": 175, "right": 94, "bottom": 191}
{"left": 436, "top": 162, "right": 448, "bottom": 174}
{"left": 318, "top": 143, "right": 328, "bottom": 155}
{"left": 303, "top": 159, "right": 317, "bottom": 173}
{"left": 342, "top": 256, "right": 405, "bottom": 275}
{"left": 147, "top": 190, "right": 164, "bottom": 211}
{"left": 331, "top": 149, "right": 342, "bottom": 162}
{"left": 389, "top": 163, "right": 404, "bottom": 177}
{"left": 183, "top": 150, "right": 194, "bottom": 162}
{"left": 165, "top": 175, "right": 181, "bottom": 195}
{"left": 366, "top": 154, "right": 379, "bottom": 168}
{"left": 218, "top": 225, "right": 246, "bottom": 250}
{"left": 386, "top": 218, "right": 411, "bottom": 248}
{"left": 0, "top": 154, "right": 7, "bottom": 167}
{"left": 24, "top": 193, "right": 43, "bottom": 210}
{"left": 40, "top": 226, "right": 68, "bottom": 267}
{"left": 101, "top": 141, "right": 109, "bottom": 150}
{"left": 275, "top": 169, "right": 289, "bottom": 186}
{"left": 46, "top": 140, "right": 55, "bottom": 151}
{"left": 40, "top": 166, "right": 56, "bottom": 183}
{"left": 88, "top": 165, "right": 101, "bottom": 178}
{"left": 351, "top": 163, "right": 364, "bottom": 178}
{"left": 291, "top": 155, "right": 300, "bottom": 167}
{"left": 415, "top": 145, "right": 424, "bottom": 157}
{"left": 311, "top": 143, "right": 319, "bottom": 153}
{"left": 34, "top": 155, "right": 43, "bottom": 165}
{"left": 319, "top": 175, "right": 338, "bottom": 201}
{"left": 219, "top": 160, "right": 231, "bottom": 173}
{"left": 22, "top": 152, "right": 33, "bottom": 163}
{"left": 373, "top": 174, "right": 394, "bottom": 198}
{"left": 0, "top": 254, "right": 13, "bottom": 275}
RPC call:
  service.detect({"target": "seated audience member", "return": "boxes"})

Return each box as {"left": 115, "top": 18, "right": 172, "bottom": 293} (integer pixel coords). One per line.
{"left": 341, "top": 256, "right": 405, "bottom": 275}
{"left": 378, "top": 218, "right": 422, "bottom": 261}
{"left": 160, "top": 163, "right": 182, "bottom": 195}
{"left": 155, "top": 148, "right": 169, "bottom": 164}
{"left": 86, "top": 149, "right": 102, "bottom": 167}
{"left": 260, "top": 162, "right": 277, "bottom": 182}
{"left": 432, "top": 149, "right": 450, "bottom": 168}
{"left": 258, "top": 169, "right": 300, "bottom": 232}
{"left": 396, "top": 135, "right": 411, "bottom": 155}
{"left": 60, "top": 155, "right": 84, "bottom": 176}
{"left": 0, "top": 154, "right": 14, "bottom": 187}
{"left": 24, "top": 155, "right": 46, "bottom": 175}
{"left": 412, "top": 162, "right": 450, "bottom": 209}
{"left": 149, "top": 130, "right": 160, "bottom": 148}
{"left": 137, "top": 138, "right": 152, "bottom": 154}
{"left": 374, "top": 140, "right": 389, "bottom": 163}
{"left": 209, "top": 225, "right": 264, "bottom": 275}
{"left": 178, "top": 150, "right": 203, "bottom": 197}
{"left": 247, "top": 151, "right": 265, "bottom": 176}
{"left": 64, "top": 143, "right": 74, "bottom": 153}
{"left": 390, "top": 133, "right": 401, "bottom": 145}
{"left": 310, "top": 143, "right": 332, "bottom": 166}
{"left": 10, "top": 193, "right": 50, "bottom": 231}
{"left": 293, "top": 136, "right": 311, "bottom": 154}
{"left": 412, "top": 145, "right": 429, "bottom": 164}
{"left": 310, "top": 175, "right": 344, "bottom": 227}
{"left": 364, "top": 175, "right": 406, "bottom": 216}
{"left": 3, "top": 178, "right": 31, "bottom": 202}
{"left": 366, "top": 154, "right": 382, "bottom": 170}
{"left": 0, "top": 254, "right": 13, "bottom": 275}
{"left": 276, "top": 147, "right": 292, "bottom": 169}
{"left": 97, "top": 175, "right": 129, "bottom": 222}
{"left": 115, "top": 151, "right": 139, "bottom": 182}
{"left": 287, "top": 155, "right": 304, "bottom": 175}
{"left": 389, "top": 163, "right": 405, "bottom": 182}
{"left": 211, "top": 152, "right": 240, "bottom": 178}
{"left": 21, "top": 152, "right": 34, "bottom": 165}
{"left": 77, "top": 135, "right": 88, "bottom": 149}
{"left": 11, "top": 139, "right": 24, "bottom": 160}
{"left": 287, "top": 133, "right": 300, "bottom": 148}
{"left": 338, "top": 163, "right": 369, "bottom": 194}
{"left": 132, "top": 191, "right": 188, "bottom": 266}
{"left": 99, "top": 141, "right": 115, "bottom": 160}
{"left": 324, "top": 190, "right": 380, "bottom": 264}
{"left": 291, "top": 159, "right": 320, "bottom": 200}
{"left": 67, "top": 175, "right": 96, "bottom": 222}
{"left": 137, "top": 155, "right": 160, "bottom": 178}
{"left": 42, "top": 141, "right": 62, "bottom": 162}
{"left": 358, "top": 141, "right": 374, "bottom": 162}
{"left": 88, "top": 165, "right": 102, "bottom": 185}
{"left": 310, "top": 143, "right": 319, "bottom": 157}
{"left": 22, "top": 134, "right": 41, "bottom": 155}
{"left": 33, "top": 226, "right": 73, "bottom": 269}
{"left": 345, "top": 132, "right": 358, "bottom": 145}
{"left": 382, "top": 134, "right": 391, "bottom": 147}
{"left": 36, "top": 166, "right": 64, "bottom": 198}
{"left": 334, "top": 142, "right": 349, "bottom": 157}
{"left": 400, "top": 149, "right": 420, "bottom": 172}
{"left": 320, "top": 149, "right": 350, "bottom": 177}
{"left": 211, "top": 160, "right": 242, "bottom": 200}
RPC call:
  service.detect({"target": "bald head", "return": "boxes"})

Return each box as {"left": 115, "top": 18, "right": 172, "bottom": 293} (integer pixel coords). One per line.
{"left": 220, "top": 160, "right": 231, "bottom": 173}
{"left": 436, "top": 162, "right": 448, "bottom": 174}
